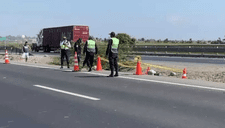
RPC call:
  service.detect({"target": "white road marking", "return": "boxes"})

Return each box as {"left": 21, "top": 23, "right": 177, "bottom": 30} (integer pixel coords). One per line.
{"left": 33, "top": 85, "right": 100, "bottom": 101}
{"left": 82, "top": 72, "right": 225, "bottom": 92}
{"left": 3, "top": 61, "right": 225, "bottom": 92}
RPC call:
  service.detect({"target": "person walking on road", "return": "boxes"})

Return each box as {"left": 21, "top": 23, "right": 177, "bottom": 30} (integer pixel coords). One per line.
{"left": 60, "top": 36, "right": 71, "bottom": 69}
{"left": 83, "top": 36, "right": 98, "bottom": 72}
{"left": 74, "top": 38, "right": 82, "bottom": 66}
{"left": 106, "top": 32, "right": 119, "bottom": 77}
{"left": 22, "top": 41, "right": 30, "bottom": 62}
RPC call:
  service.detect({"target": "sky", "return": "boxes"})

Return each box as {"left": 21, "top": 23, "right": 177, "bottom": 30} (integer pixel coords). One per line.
{"left": 1, "top": 0, "right": 225, "bottom": 41}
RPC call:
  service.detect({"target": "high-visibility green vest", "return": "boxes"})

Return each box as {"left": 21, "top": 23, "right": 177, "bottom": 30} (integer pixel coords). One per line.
{"left": 61, "top": 41, "right": 69, "bottom": 49}
{"left": 111, "top": 37, "right": 119, "bottom": 53}
{"left": 87, "top": 40, "right": 95, "bottom": 53}
{"left": 61, "top": 45, "right": 69, "bottom": 49}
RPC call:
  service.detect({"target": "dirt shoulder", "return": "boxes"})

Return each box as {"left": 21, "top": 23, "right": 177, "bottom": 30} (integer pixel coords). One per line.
{"left": 142, "top": 60, "right": 225, "bottom": 83}
{"left": 1, "top": 54, "right": 225, "bottom": 84}
{"left": 0, "top": 54, "right": 54, "bottom": 65}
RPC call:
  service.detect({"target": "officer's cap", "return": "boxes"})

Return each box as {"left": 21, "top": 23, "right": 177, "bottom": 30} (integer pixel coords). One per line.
{"left": 88, "top": 36, "right": 93, "bottom": 40}
{"left": 109, "top": 32, "right": 115, "bottom": 37}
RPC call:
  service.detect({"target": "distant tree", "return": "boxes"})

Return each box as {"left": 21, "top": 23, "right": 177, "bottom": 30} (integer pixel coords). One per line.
{"left": 211, "top": 41, "right": 218, "bottom": 44}
{"left": 171, "top": 41, "right": 176, "bottom": 43}
{"left": 189, "top": 38, "right": 193, "bottom": 43}
{"left": 217, "top": 37, "right": 222, "bottom": 44}
{"left": 197, "top": 40, "right": 201, "bottom": 44}
{"left": 141, "top": 38, "right": 145, "bottom": 41}
{"left": 164, "top": 38, "right": 169, "bottom": 43}
{"left": 131, "top": 38, "right": 136, "bottom": 43}
{"left": 116, "top": 33, "right": 134, "bottom": 45}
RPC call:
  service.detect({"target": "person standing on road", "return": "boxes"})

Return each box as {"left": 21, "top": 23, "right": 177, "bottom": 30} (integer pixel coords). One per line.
{"left": 74, "top": 38, "right": 82, "bottom": 66}
{"left": 106, "top": 32, "right": 119, "bottom": 77}
{"left": 22, "top": 41, "right": 29, "bottom": 62}
{"left": 60, "top": 36, "right": 71, "bottom": 69}
{"left": 82, "top": 36, "right": 98, "bottom": 72}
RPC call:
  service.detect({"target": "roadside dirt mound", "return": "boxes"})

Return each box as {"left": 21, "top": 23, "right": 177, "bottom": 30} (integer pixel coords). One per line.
{"left": 0, "top": 54, "right": 54, "bottom": 64}
{"left": 141, "top": 62, "right": 225, "bottom": 83}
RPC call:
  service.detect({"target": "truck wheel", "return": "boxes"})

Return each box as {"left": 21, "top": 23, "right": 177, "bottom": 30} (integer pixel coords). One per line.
{"left": 44, "top": 47, "right": 47, "bottom": 52}
{"left": 47, "top": 47, "right": 50, "bottom": 52}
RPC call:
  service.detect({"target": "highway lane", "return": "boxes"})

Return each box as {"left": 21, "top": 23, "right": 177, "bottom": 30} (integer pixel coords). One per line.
{"left": 0, "top": 63, "right": 225, "bottom": 128}
{"left": 141, "top": 55, "right": 225, "bottom": 65}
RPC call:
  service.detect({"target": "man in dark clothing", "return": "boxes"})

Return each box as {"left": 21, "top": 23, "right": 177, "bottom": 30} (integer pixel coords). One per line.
{"left": 83, "top": 36, "right": 98, "bottom": 72}
{"left": 106, "top": 32, "right": 119, "bottom": 77}
{"left": 22, "top": 41, "right": 29, "bottom": 62}
{"left": 74, "top": 38, "right": 82, "bottom": 65}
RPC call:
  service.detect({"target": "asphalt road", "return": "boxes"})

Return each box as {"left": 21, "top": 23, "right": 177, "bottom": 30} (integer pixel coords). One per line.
{"left": 141, "top": 55, "right": 225, "bottom": 65}
{"left": 0, "top": 63, "right": 225, "bottom": 128}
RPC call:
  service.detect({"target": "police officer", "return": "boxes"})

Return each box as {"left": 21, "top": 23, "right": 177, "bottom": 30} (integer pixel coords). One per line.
{"left": 106, "top": 32, "right": 119, "bottom": 77}
{"left": 60, "top": 36, "right": 71, "bottom": 69}
{"left": 83, "top": 36, "right": 98, "bottom": 72}
{"left": 74, "top": 38, "right": 82, "bottom": 65}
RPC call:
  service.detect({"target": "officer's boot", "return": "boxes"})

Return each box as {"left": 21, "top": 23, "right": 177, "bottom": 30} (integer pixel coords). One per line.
{"left": 114, "top": 67, "right": 119, "bottom": 77}
{"left": 107, "top": 68, "right": 114, "bottom": 77}
{"left": 67, "top": 64, "right": 70, "bottom": 69}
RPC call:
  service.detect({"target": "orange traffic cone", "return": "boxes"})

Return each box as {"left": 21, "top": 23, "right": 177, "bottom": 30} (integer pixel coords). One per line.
{"left": 182, "top": 68, "right": 187, "bottom": 79}
{"left": 73, "top": 52, "right": 79, "bottom": 71}
{"left": 4, "top": 50, "right": 10, "bottom": 64}
{"left": 145, "top": 67, "right": 150, "bottom": 74}
{"left": 135, "top": 61, "right": 143, "bottom": 75}
{"left": 96, "top": 56, "right": 102, "bottom": 71}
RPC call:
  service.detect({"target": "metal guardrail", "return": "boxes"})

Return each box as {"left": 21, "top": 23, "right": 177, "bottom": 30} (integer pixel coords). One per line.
{"left": 131, "top": 52, "right": 225, "bottom": 58}
{"left": 132, "top": 46, "right": 225, "bottom": 53}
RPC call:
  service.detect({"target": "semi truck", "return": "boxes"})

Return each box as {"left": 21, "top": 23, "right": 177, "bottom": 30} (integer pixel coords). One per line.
{"left": 34, "top": 25, "right": 89, "bottom": 52}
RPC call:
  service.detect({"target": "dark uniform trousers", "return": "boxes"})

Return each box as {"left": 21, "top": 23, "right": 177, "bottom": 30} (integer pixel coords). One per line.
{"left": 61, "top": 49, "right": 70, "bottom": 67}
{"left": 109, "top": 53, "right": 118, "bottom": 75}
{"left": 83, "top": 52, "right": 94, "bottom": 68}
{"left": 77, "top": 54, "right": 81, "bottom": 64}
